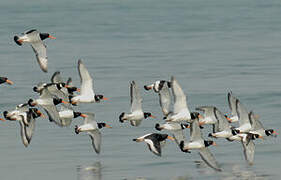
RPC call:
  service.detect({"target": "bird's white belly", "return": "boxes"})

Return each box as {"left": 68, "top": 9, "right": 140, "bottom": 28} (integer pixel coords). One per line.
{"left": 200, "top": 116, "right": 216, "bottom": 124}
{"left": 37, "top": 98, "right": 53, "bottom": 106}
{"left": 79, "top": 124, "right": 96, "bottom": 132}
{"left": 186, "top": 141, "right": 204, "bottom": 150}
{"left": 59, "top": 110, "right": 73, "bottom": 118}
{"left": 169, "top": 110, "right": 191, "bottom": 122}
{"left": 213, "top": 130, "right": 232, "bottom": 138}
{"left": 76, "top": 95, "right": 95, "bottom": 103}
{"left": 127, "top": 111, "right": 144, "bottom": 121}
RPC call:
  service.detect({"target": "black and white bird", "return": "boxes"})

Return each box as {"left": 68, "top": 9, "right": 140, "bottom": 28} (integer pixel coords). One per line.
{"left": 180, "top": 112, "right": 221, "bottom": 171}
{"left": 58, "top": 103, "right": 87, "bottom": 127}
{"left": 165, "top": 76, "right": 192, "bottom": 123}
{"left": 4, "top": 105, "right": 43, "bottom": 147}
{"left": 249, "top": 112, "right": 278, "bottom": 139}
{"left": 144, "top": 80, "right": 171, "bottom": 93}
{"left": 51, "top": 71, "right": 80, "bottom": 96}
{"left": 14, "top": 29, "right": 56, "bottom": 72}
{"left": 144, "top": 80, "right": 171, "bottom": 118}
{"left": 71, "top": 60, "right": 108, "bottom": 104}
{"left": 208, "top": 108, "right": 237, "bottom": 139}
{"left": 155, "top": 122, "right": 189, "bottom": 147}
{"left": 133, "top": 133, "right": 174, "bottom": 156}
{"left": 28, "top": 88, "right": 68, "bottom": 125}
{"left": 0, "top": 77, "right": 13, "bottom": 85}
{"left": 75, "top": 113, "right": 112, "bottom": 154}
{"left": 119, "top": 81, "right": 155, "bottom": 127}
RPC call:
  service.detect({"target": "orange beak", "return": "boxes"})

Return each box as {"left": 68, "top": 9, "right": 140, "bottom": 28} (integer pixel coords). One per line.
{"left": 77, "top": 88, "right": 81, "bottom": 92}
{"left": 0, "top": 118, "right": 5, "bottom": 122}
{"left": 149, "top": 115, "right": 156, "bottom": 119}
{"left": 71, "top": 101, "right": 77, "bottom": 105}
{"left": 105, "top": 124, "right": 112, "bottom": 128}
{"left": 212, "top": 142, "right": 217, "bottom": 146}
{"left": 48, "top": 35, "right": 56, "bottom": 39}
{"left": 5, "top": 79, "right": 14, "bottom": 85}
{"left": 167, "top": 136, "right": 175, "bottom": 141}
{"left": 102, "top": 97, "right": 108, "bottom": 100}
{"left": 61, "top": 100, "right": 69, "bottom": 104}
{"left": 226, "top": 117, "right": 232, "bottom": 123}
{"left": 80, "top": 114, "right": 88, "bottom": 118}
{"left": 37, "top": 110, "right": 45, "bottom": 118}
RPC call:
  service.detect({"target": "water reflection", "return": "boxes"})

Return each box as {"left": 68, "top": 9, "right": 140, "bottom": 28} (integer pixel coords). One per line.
{"left": 77, "top": 162, "right": 102, "bottom": 180}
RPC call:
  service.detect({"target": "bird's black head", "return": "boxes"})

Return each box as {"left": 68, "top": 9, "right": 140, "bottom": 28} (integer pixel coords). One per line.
{"left": 53, "top": 98, "right": 63, "bottom": 105}
{"left": 144, "top": 112, "right": 152, "bottom": 119}
{"left": 67, "top": 87, "right": 77, "bottom": 94}
{"left": 265, "top": 129, "right": 274, "bottom": 136}
{"left": 157, "top": 80, "right": 166, "bottom": 91}
{"left": 28, "top": 99, "right": 35, "bottom": 107}
{"left": 39, "top": 33, "right": 50, "bottom": 41}
{"left": 30, "top": 108, "right": 41, "bottom": 118}
{"left": 167, "top": 81, "right": 171, "bottom": 88}
{"left": 190, "top": 112, "right": 200, "bottom": 120}
{"left": 155, "top": 123, "right": 161, "bottom": 131}
{"left": 33, "top": 86, "right": 39, "bottom": 93}
{"left": 208, "top": 133, "right": 213, "bottom": 138}
{"left": 144, "top": 85, "right": 150, "bottom": 91}
{"left": 250, "top": 134, "right": 260, "bottom": 140}
{"left": 181, "top": 123, "right": 190, "bottom": 129}
{"left": 94, "top": 95, "right": 104, "bottom": 102}
{"left": 74, "top": 125, "right": 80, "bottom": 134}
{"left": 56, "top": 83, "right": 65, "bottom": 90}
{"left": 232, "top": 129, "right": 240, "bottom": 135}
{"left": 98, "top": 123, "right": 106, "bottom": 129}
{"left": 204, "top": 140, "right": 216, "bottom": 147}
{"left": 73, "top": 112, "right": 82, "bottom": 118}
{"left": 119, "top": 112, "right": 125, "bottom": 123}
{"left": 14, "top": 36, "right": 22, "bottom": 46}
{"left": 3, "top": 111, "right": 8, "bottom": 119}
{"left": 0, "top": 77, "right": 8, "bottom": 84}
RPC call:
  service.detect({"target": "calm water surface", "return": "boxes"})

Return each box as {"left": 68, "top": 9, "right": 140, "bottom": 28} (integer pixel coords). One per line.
{"left": 0, "top": 0, "right": 281, "bottom": 179}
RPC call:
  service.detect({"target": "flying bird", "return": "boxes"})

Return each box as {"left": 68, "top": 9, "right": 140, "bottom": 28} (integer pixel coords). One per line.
{"left": 75, "top": 113, "right": 112, "bottom": 154}
{"left": 133, "top": 133, "right": 174, "bottom": 156}
{"left": 14, "top": 29, "right": 56, "bottom": 72}
{"left": 180, "top": 112, "right": 221, "bottom": 171}
{"left": 119, "top": 81, "right": 155, "bottom": 127}
{"left": 71, "top": 60, "right": 108, "bottom": 104}
{"left": 165, "top": 76, "right": 192, "bottom": 123}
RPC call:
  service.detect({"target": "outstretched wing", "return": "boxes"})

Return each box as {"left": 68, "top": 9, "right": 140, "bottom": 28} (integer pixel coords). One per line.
{"left": 171, "top": 76, "right": 189, "bottom": 115}
{"left": 199, "top": 148, "right": 222, "bottom": 171}
{"left": 159, "top": 82, "right": 171, "bottom": 117}
{"left": 214, "top": 108, "right": 231, "bottom": 132}
{"left": 190, "top": 119, "right": 203, "bottom": 142}
{"left": 51, "top": 71, "right": 63, "bottom": 84}
{"left": 88, "top": 130, "right": 101, "bottom": 154}
{"left": 78, "top": 59, "right": 94, "bottom": 96}
{"left": 242, "top": 138, "right": 255, "bottom": 165}
{"left": 31, "top": 42, "right": 48, "bottom": 72}
{"left": 130, "top": 81, "right": 142, "bottom": 112}
{"left": 228, "top": 91, "right": 238, "bottom": 117}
